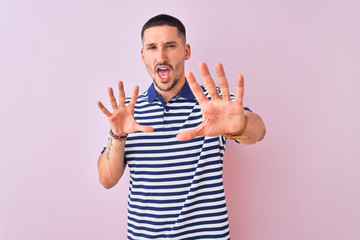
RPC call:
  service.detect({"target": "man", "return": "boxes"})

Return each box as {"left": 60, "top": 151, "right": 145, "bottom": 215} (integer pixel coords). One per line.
{"left": 97, "top": 14, "right": 265, "bottom": 240}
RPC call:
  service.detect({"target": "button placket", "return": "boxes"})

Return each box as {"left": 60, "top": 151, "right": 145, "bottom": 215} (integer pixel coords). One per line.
{"left": 163, "top": 102, "right": 171, "bottom": 123}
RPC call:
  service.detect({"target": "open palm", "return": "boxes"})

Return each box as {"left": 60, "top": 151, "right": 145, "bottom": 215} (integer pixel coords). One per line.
{"left": 97, "top": 81, "right": 153, "bottom": 136}
{"left": 176, "top": 62, "right": 246, "bottom": 141}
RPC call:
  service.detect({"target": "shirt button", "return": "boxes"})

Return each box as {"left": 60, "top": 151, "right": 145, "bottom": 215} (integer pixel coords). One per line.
{"left": 165, "top": 107, "right": 170, "bottom": 112}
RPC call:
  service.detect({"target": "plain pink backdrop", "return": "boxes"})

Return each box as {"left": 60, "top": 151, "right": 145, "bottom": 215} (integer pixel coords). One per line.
{"left": 1, "top": 0, "right": 359, "bottom": 239}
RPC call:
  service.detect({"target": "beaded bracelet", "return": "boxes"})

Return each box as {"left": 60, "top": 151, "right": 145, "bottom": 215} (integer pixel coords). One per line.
{"left": 109, "top": 129, "right": 128, "bottom": 141}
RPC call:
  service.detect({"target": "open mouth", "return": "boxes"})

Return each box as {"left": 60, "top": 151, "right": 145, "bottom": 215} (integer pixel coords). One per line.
{"left": 156, "top": 65, "right": 172, "bottom": 81}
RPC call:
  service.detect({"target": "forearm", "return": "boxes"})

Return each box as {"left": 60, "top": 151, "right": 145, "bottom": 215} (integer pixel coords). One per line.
{"left": 97, "top": 137, "right": 127, "bottom": 189}
{"left": 234, "top": 111, "right": 266, "bottom": 145}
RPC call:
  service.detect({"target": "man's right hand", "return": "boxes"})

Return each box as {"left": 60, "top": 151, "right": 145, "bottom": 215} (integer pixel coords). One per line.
{"left": 97, "top": 81, "right": 154, "bottom": 136}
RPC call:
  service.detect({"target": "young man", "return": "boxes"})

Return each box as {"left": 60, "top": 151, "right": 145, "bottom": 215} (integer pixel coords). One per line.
{"left": 97, "top": 14, "right": 265, "bottom": 240}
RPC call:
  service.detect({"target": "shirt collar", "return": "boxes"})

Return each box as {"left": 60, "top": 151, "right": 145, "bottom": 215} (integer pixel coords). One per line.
{"left": 147, "top": 79, "right": 196, "bottom": 103}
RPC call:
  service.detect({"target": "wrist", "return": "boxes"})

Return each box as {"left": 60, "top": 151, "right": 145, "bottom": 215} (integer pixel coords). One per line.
{"left": 223, "top": 113, "right": 249, "bottom": 140}
{"left": 109, "top": 129, "right": 128, "bottom": 141}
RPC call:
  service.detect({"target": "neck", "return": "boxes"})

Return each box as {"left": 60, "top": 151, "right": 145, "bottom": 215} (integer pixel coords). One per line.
{"left": 155, "top": 76, "right": 186, "bottom": 102}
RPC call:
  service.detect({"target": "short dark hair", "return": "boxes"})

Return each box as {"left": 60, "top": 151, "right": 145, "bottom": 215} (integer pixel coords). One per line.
{"left": 141, "top": 14, "right": 186, "bottom": 43}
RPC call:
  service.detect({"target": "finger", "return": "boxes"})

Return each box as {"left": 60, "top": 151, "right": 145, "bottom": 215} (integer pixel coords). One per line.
{"left": 186, "top": 70, "right": 208, "bottom": 104}
{"left": 215, "top": 63, "right": 230, "bottom": 101}
{"left": 128, "top": 85, "right": 139, "bottom": 109}
{"left": 108, "top": 87, "right": 118, "bottom": 110}
{"left": 97, "top": 101, "right": 112, "bottom": 117}
{"left": 136, "top": 124, "right": 154, "bottom": 133}
{"left": 176, "top": 123, "right": 204, "bottom": 141}
{"left": 176, "top": 129, "right": 198, "bottom": 141}
{"left": 199, "top": 62, "right": 220, "bottom": 100}
{"left": 235, "top": 74, "right": 244, "bottom": 105}
{"left": 118, "top": 81, "right": 126, "bottom": 107}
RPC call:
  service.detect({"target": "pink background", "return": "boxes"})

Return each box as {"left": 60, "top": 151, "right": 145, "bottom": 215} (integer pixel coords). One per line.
{"left": 1, "top": 0, "right": 359, "bottom": 239}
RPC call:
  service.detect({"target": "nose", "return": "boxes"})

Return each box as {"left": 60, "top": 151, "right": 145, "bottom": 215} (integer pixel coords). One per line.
{"left": 156, "top": 45, "right": 168, "bottom": 63}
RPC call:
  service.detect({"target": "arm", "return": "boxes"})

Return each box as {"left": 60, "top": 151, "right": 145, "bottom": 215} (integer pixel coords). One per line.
{"left": 97, "top": 135, "right": 127, "bottom": 189}
{"left": 97, "top": 81, "right": 153, "bottom": 189}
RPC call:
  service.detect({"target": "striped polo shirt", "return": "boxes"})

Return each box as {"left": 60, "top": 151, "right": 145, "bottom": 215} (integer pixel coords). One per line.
{"left": 120, "top": 80, "right": 248, "bottom": 239}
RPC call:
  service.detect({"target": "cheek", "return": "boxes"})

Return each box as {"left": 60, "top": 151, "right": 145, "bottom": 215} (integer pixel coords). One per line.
{"left": 174, "top": 62, "right": 184, "bottom": 73}
{"left": 143, "top": 57, "right": 151, "bottom": 67}
{"left": 145, "top": 63, "right": 152, "bottom": 71}
{"left": 143, "top": 54, "right": 154, "bottom": 64}
{"left": 174, "top": 55, "right": 185, "bottom": 67}
{"left": 144, "top": 61, "right": 155, "bottom": 74}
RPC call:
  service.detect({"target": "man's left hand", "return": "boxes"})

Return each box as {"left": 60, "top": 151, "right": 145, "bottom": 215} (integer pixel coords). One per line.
{"left": 176, "top": 62, "right": 247, "bottom": 141}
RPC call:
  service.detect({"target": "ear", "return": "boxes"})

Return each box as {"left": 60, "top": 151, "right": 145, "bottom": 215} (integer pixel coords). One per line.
{"left": 141, "top": 48, "right": 144, "bottom": 63}
{"left": 185, "top": 44, "right": 191, "bottom": 60}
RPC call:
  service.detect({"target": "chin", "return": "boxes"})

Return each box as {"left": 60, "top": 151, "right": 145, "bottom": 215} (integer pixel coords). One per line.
{"left": 154, "top": 78, "right": 178, "bottom": 92}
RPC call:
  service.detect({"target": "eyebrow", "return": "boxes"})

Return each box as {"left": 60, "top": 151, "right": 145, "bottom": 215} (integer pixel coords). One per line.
{"left": 145, "top": 41, "right": 178, "bottom": 48}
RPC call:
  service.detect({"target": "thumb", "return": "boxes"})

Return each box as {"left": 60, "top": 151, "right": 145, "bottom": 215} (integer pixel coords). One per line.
{"left": 176, "top": 124, "right": 204, "bottom": 141}
{"left": 137, "top": 124, "right": 154, "bottom": 133}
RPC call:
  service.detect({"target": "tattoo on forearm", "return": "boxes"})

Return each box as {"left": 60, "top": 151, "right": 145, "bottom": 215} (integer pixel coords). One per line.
{"left": 106, "top": 149, "right": 110, "bottom": 161}
{"left": 106, "top": 138, "right": 114, "bottom": 161}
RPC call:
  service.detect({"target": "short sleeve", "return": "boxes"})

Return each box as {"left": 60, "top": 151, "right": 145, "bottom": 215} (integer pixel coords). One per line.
{"left": 101, "top": 147, "right": 106, "bottom": 154}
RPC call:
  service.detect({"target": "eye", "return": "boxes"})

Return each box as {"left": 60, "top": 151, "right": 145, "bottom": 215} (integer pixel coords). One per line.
{"left": 147, "top": 45, "right": 157, "bottom": 50}
{"left": 166, "top": 44, "right": 176, "bottom": 48}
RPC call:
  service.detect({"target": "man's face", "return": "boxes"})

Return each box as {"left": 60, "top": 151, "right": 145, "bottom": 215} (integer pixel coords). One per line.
{"left": 141, "top": 25, "right": 190, "bottom": 93}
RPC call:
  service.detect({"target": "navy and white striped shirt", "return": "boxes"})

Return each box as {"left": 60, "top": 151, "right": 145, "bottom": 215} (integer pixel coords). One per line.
{"left": 118, "top": 81, "right": 248, "bottom": 239}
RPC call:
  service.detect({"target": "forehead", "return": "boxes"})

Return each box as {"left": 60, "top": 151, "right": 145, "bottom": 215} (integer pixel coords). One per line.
{"left": 142, "top": 25, "right": 182, "bottom": 44}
